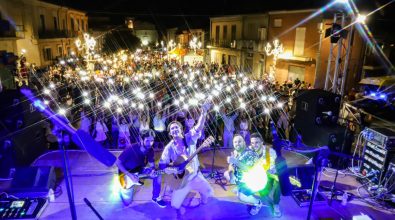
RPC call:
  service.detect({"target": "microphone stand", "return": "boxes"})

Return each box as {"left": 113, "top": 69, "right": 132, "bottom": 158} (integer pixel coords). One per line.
{"left": 84, "top": 198, "right": 103, "bottom": 220}
{"left": 56, "top": 129, "right": 77, "bottom": 220}
{"left": 307, "top": 148, "right": 329, "bottom": 220}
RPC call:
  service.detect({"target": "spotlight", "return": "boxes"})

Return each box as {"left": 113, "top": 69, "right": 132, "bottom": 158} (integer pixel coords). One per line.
{"left": 356, "top": 14, "right": 367, "bottom": 24}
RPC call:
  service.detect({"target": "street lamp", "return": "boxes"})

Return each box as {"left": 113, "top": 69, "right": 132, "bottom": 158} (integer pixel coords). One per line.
{"left": 265, "top": 39, "right": 283, "bottom": 81}
{"left": 189, "top": 37, "right": 202, "bottom": 54}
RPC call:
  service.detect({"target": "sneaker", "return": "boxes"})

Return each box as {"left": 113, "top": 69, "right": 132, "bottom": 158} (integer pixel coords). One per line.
{"left": 152, "top": 197, "right": 166, "bottom": 208}
{"left": 249, "top": 202, "right": 262, "bottom": 216}
{"left": 273, "top": 204, "right": 281, "bottom": 217}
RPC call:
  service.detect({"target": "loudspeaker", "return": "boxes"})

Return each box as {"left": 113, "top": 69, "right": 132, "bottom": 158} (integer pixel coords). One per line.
{"left": 9, "top": 166, "right": 56, "bottom": 193}
{"left": 294, "top": 89, "right": 341, "bottom": 127}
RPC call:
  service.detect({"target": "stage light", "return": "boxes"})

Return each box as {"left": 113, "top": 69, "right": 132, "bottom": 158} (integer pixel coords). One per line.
{"left": 183, "top": 103, "right": 189, "bottom": 110}
{"left": 226, "top": 97, "right": 231, "bottom": 103}
{"left": 258, "top": 84, "right": 263, "bottom": 90}
{"left": 174, "top": 99, "right": 180, "bottom": 105}
{"left": 356, "top": 14, "right": 367, "bottom": 24}
{"left": 336, "top": 0, "right": 348, "bottom": 4}
{"left": 157, "top": 102, "right": 162, "bottom": 107}
{"left": 116, "top": 107, "right": 122, "bottom": 113}
{"left": 370, "top": 92, "right": 376, "bottom": 97}
{"left": 138, "top": 103, "right": 144, "bottom": 109}
{"left": 241, "top": 164, "right": 268, "bottom": 192}
{"left": 261, "top": 95, "right": 267, "bottom": 101}
{"left": 379, "top": 94, "right": 387, "bottom": 99}
{"left": 179, "top": 96, "right": 185, "bottom": 102}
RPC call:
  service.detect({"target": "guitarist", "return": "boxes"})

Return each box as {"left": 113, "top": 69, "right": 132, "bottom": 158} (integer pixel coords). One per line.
{"left": 115, "top": 129, "right": 166, "bottom": 208}
{"left": 159, "top": 102, "right": 214, "bottom": 215}
{"left": 236, "top": 132, "right": 281, "bottom": 217}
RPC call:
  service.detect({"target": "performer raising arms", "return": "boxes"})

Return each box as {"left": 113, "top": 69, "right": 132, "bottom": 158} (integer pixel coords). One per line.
{"left": 159, "top": 101, "right": 214, "bottom": 215}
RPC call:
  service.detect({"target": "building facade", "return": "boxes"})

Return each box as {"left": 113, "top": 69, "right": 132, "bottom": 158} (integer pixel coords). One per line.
{"left": 209, "top": 10, "right": 365, "bottom": 92}
{"left": 134, "top": 21, "right": 158, "bottom": 46}
{"left": 208, "top": 14, "right": 269, "bottom": 79}
{"left": 267, "top": 10, "right": 365, "bottom": 91}
{"left": 0, "top": 0, "right": 87, "bottom": 67}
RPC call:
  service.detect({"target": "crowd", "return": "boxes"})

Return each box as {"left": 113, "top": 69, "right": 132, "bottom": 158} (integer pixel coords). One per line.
{"left": 14, "top": 49, "right": 312, "bottom": 151}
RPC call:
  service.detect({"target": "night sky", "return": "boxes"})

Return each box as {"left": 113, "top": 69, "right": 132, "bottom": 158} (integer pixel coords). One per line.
{"left": 44, "top": 0, "right": 395, "bottom": 35}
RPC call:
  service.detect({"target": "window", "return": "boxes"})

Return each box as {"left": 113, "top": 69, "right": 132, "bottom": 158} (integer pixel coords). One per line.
{"left": 62, "top": 19, "right": 66, "bottom": 30}
{"left": 288, "top": 65, "right": 305, "bottom": 82}
{"left": 81, "top": 20, "right": 85, "bottom": 31}
{"left": 215, "top": 25, "right": 220, "bottom": 43}
{"left": 273, "top": 18, "right": 282, "bottom": 27}
{"left": 258, "top": 28, "right": 266, "bottom": 41}
{"left": 71, "top": 18, "right": 75, "bottom": 31}
{"left": 39, "top": 15, "right": 45, "bottom": 31}
{"left": 43, "top": 47, "right": 52, "bottom": 61}
{"left": 223, "top": 25, "right": 227, "bottom": 40}
{"left": 58, "top": 45, "right": 63, "bottom": 56}
{"left": 231, "top": 25, "right": 236, "bottom": 41}
{"left": 53, "top": 17, "right": 58, "bottom": 30}
{"left": 294, "top": 27, "right": 306, "bottom": 56}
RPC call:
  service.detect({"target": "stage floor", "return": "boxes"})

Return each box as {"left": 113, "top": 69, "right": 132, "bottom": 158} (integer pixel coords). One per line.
{"left": 15, "top": 149, "right": 395, "bottom": 219}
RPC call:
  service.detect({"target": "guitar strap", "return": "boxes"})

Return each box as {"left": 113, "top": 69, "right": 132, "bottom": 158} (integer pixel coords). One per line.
{"left": 263, "top": 145, "right": 270, "bottom": 171}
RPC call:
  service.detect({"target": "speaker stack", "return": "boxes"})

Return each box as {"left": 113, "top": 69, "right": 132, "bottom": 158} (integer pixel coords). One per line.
{"left": 294, "top": 89, "right": 349, "bottom": 169}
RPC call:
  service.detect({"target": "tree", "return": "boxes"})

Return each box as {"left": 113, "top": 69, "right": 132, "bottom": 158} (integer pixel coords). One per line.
{"left": 102, "top": 29, "right": 141, "bottom": 54}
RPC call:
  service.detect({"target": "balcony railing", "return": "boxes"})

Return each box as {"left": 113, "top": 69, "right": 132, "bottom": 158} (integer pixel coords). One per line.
{"left": 208, "top": 39, "right": 266, "bottom": 52}
{"left": 38, "top": 30, "right": 79, "bottom": 39}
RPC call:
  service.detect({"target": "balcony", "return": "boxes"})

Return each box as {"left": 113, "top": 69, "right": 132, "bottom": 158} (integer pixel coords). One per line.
{"left": 38, "top": 30, "right": 79, "bottom": 39}
{"left": 208, "top": 39, "right": 266, "bottom": 52}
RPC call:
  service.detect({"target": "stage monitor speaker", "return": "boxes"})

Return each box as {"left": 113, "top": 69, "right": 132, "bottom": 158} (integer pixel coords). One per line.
{"left": 9, "top": 166, "right": 56, "bottom": 194}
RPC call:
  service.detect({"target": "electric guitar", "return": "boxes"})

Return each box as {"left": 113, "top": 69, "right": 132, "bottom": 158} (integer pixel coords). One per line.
{"left": 119, "top": 167, "right": 178, "bottom": 189}
{"left": 121, "top": 136, "right": 215, "bottom": 189}
{"left": 228, "top": 157, "right": 301, "bottom": 187}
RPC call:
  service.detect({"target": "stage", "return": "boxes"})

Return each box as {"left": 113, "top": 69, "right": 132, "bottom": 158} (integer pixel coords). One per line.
{"left": 2, "top": 148, "right": 393, "bottom": 220}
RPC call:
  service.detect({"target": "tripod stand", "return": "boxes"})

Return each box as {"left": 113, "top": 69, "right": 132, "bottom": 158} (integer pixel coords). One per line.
{"left": 204, "top": 143, "right": 227, "bottom": 190}
{"left": 204, "top": 112, "right": 227, "bottom": 191}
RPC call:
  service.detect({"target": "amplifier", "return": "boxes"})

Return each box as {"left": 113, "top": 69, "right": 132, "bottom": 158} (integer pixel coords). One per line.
{"left": 0, "top": 198, "right": 48, "bottom": 219}
{"left": 361, "top": 127, "right": 395, "bottom": 185}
